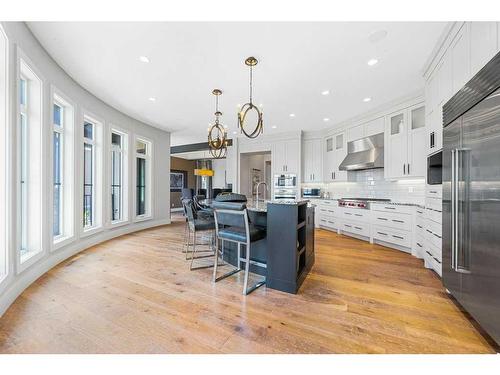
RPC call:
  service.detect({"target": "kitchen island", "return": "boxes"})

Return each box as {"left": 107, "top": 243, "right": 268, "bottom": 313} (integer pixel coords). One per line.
{"left": 202, "top": 199, "right": 316, "bottom": 294}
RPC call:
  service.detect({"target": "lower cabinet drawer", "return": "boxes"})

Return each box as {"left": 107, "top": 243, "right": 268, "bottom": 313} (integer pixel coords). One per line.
{"left": 319, "top": 217, "right": 338, "bottom": 231}
{"left": 318, "top": 207, "right": 336, "bottom": 218}
{"left": 425, "top": 208, "right": 442, "bottom": 224}
{"left": 414, "top": 235, "right": 426, "bottom": 257}
{"left": 341, "top": 220, "right": 370, "bottom": 237}
{"left": 340, "top": 208, "right": 370, "bottom": 223}
{"left": 372, "top": 226, "right": 411, "bottom": 248}
{"left": 415, "top": 217, "right": 426, "bottom": 238}
{"left": 427, "top": 241, "right": 442, "bottom": 262}
{"left": 372, "top": 211, "right": 412, "bottom": 232}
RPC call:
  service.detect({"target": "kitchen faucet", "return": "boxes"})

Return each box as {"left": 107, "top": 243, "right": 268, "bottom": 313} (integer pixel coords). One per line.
{"left": 254, "top": 181, "right": 269, "bottom": 201}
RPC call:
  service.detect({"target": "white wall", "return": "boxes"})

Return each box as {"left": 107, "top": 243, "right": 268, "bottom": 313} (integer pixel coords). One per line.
{"left": 0, "top": 22, "right": 171, "bottom": 316}
{"left": 211, "top": 158, "right": 226, "bottom": 188}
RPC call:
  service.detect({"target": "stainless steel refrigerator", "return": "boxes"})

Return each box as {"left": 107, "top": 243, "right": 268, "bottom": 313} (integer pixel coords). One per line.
{"left": 443, "top": 51, "right": 500, "bottom": 344}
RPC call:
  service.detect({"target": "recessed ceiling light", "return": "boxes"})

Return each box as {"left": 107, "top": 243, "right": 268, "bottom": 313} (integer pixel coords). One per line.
{"left": 232, "top": 131, "right": 237, "bottom": 134}
{"left": 369, "top": 30, "right": 388, "bottom": 44}
{"left": 321, "top": 90, "right": 330, "bottom": 96}
{"left": 363, "top": 97, "right": 372, "bottom": 102}
{"left": 289, "top": 113, "right": 295, "bottom": 118}
{"left": 139, "top": 56, "right": 150, "bottom": 63}
{"left": 237, "top": 104, "right": 242, "bottom": 108}
{"left": 148, "top": 97, "right": 156, "bottom": 102}
{"left": 272, "top": 125, "right": 277, "bottom": 129}
{"left": 367, "top": 58, "right": 378, "bottom": 66}
{"left": 323, "top": 118, "right": 330, "bottom": 122}
{"left": 259, "top": 103, "right": 263, "bottom": 108}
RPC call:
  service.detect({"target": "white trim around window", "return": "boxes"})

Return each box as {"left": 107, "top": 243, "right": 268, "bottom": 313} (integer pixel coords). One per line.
{"left": 16, "top": 49, "right": 46, "bottom": 273}
{"left": 133, "top": 135, "right": 153, "bottom": 222}
{"left": 50, "top": 86, "right": 76, "bottom": 251}
{"left": 108, "top": 126, "right": 129, "bottom": 227}
{"left": 0, "top": 25, "right": 9, "bottom": 285}
{"left": 80, "top": 111, "right": 104, "bottom": 238}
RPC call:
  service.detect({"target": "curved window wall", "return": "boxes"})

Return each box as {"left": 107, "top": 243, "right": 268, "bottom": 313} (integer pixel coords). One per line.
{"left": 0, "top": 22, "right": 171, "bottom": 316}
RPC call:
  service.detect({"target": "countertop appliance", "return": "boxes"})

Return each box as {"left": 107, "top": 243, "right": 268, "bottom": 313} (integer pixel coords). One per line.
{"left": 274, "top": 173, "right": 297, "bottom": 188}
{"left": 302, "top": 188, "right": 321, "bottom": 198}
{"left": 442, "top": 51, "right": 500, "bottom": 345}
{"left": 338, "top": 198, "right": 391, "bottom": 210}
{"left": 427, "top": 150, "right": 442, "bottom": 185}
{"left": 338, "top": 133, "right": 384, "bottom": 171}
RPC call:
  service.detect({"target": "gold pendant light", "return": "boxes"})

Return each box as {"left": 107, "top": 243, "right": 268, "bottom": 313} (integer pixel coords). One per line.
{"left": 208, "top": 89, "right": 228, "bottom": 159}
{"left": 238, "top": 56, "right": 263, "bottom": 139}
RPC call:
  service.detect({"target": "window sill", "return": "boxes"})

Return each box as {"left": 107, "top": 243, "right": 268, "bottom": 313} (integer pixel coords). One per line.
{"left": 80, "top": 226, "right": 103, "bottom": 239}
{"left": 109, "top": 219, "right": 130, "bottom": 229}
{"left": 52, "top": 235, "right": 75, "bottom": 252}
{"left": 18, "top": 249, "right": 45, "bottom": 274}
{"left": 134, "top": 215, "right": 152, "bottom": 223}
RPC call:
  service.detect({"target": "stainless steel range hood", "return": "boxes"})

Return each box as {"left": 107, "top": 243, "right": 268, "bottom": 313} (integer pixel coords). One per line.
{"left": 338, "top": 133, "right": 384, "bottom": 171}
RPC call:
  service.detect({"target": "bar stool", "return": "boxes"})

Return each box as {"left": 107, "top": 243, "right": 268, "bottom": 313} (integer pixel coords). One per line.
{"left": 183, "top": 199, "right": 216, "bottom": 270}
{"left": 212, "top": 203, "right": 266, "bottom": 295}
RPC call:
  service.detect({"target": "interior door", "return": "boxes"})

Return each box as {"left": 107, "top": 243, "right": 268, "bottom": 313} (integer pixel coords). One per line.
{"left": 442, "top": 116, "right": 462, "bottom": 300}
{"left": 459, "top": 87, "right": 500, "bottom": 344}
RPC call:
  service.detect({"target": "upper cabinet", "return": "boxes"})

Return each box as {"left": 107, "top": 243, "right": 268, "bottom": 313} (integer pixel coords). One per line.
{"left": 302, "top": 138, "right": 322, "bottom": 183}
{"left": 424, "top": 22, "right": 500, "bottom": 157}
{"left": 385, "top": 104, "right": 426, "bottom": 179}
{"left": 274, "top": 139, "right": 300, "bottom": 175}
{"left": 469, "top": 22, "right": 498, "bottom": 77}
{"left": 324, "top": 131, "right": 347, "bottom": 182}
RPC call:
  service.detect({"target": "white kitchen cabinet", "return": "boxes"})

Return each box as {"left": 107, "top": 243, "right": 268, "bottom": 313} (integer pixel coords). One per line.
{"left": 451, "top": 25, "right": 470, "bottom": 96}
{"left": 469, "top": 22, "right": 498, "bottom": 77}
{"left": 363, "top": 117, "right": 385, "bottom": 137}
{"left": 385, "top": 104, "right": 426, "bottom": 179}
{"left": 347, "top": 124, "right": 363, "bottom": 142}
{"left": 302, "top": 138, "right": 322, "bottom": 182}
{"left": 324, "top": 131, "right": 347, "bottom": 182}
{"left": 273, "top": 139, "right": 300, "bottom": 175}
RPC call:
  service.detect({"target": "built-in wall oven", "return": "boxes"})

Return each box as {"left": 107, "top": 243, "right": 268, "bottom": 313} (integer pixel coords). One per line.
{"left": 274, "top": 174, "right": 297, "bottom": 188}
{"left": 427, "top": 150, "right": 442, "bottom": 185}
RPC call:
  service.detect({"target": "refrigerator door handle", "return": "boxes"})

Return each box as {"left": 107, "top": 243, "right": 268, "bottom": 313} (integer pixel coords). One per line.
{"left": 456, "top": 148, "right": 472, "bottom": 274}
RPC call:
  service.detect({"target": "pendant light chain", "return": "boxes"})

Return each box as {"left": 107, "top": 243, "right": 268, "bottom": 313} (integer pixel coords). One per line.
{"left": 249, "top": 64, "right": 253, "bottom": 105}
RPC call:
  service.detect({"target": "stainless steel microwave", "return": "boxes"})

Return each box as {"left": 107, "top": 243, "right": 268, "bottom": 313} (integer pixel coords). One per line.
{"left": 427, "top": 150, "right": 442, "bottom": 185}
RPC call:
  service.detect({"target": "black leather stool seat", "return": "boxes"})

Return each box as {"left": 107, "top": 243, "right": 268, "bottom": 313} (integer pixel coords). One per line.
{"left": 218, "top": 225, "right": 266, "bottom": 243}
{"left": 193, "top": 218, "right": 215, "bottom": 231}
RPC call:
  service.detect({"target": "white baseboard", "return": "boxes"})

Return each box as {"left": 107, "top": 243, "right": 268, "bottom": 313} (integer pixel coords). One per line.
{"left": 0, "top": 218, "right": 170, "bottom": 317}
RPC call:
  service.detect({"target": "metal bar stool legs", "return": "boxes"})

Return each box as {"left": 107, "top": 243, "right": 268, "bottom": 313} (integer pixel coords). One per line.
{"left": 213, "top": 237, "right": 241, "bottom": 282}
{"left": 189, "top": 228, "right": 216, "bottom": 270}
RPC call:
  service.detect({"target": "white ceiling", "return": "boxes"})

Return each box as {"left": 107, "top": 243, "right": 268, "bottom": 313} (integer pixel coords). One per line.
{"left": 28, "top": 22, "right": 447, "bottom": 146}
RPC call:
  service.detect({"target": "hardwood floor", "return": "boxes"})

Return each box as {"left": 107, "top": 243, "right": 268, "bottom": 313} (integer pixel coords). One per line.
{"left": 0, "top": 215, "right": 496, "bottom": 353}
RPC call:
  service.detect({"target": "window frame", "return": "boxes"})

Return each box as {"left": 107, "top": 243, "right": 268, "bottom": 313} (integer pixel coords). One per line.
{"left": 134, "top": 136, "right": 153, "bottom": 222}
{"left": 80, "top": 112, "right": 104, "bottom": 237}
{"left": 52, "top": 102, "right": 64, "bottom": 240}
{"left": 17, "top": 51, "right": 45, "bottom": 273}
{"left": 109, "top": 127, "right": 129, "bottom": 226}
{"left": 51, "top": 87, "right": 75, "bottom": 251}
{"left": 0, "top": 25, "right": 9, "bottom": 285}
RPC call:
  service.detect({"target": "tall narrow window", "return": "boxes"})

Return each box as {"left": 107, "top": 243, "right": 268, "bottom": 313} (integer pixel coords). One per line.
{"left": 18, "top": 57, "right": 43, "bottom": 267}
{"left": 111, "top": 130, "right": 127, "bottom": 223}
{"left": 19, "top": 76, "right": 28, "bottom": 253}
{"left": 1, "top": 26, "right": 7, "bottom": 280}
{"left": 51, "top": 91, "right": 74, "bottom": 248}
{"left": 83, "top": 121, "right": 95, "bottom": 228}
{"left": 135, "top": 138, "right": 151, "bottom": 218}
{"left": 53, "top": 103, "right": 63, "bottom": 237}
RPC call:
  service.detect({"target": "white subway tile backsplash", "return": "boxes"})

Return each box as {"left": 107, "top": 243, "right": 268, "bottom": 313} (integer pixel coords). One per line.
{"left": 303, "top": 169, "right": 425, "bottom": 204}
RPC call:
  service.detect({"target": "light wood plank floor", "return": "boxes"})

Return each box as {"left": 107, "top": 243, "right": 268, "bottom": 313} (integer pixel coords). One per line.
{"left": 0, "top": 215, "right": 496, "bottom": 353}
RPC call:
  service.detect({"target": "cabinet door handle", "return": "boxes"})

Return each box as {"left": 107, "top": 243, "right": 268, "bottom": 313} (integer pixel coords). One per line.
{"left": 408, "top": 163, "right": 410, "bottom": 175}
{"left": 334, "top": 172, "right": 336, "bottom": 179}
{"left": 344, "top": 212, "right": 352, "bottom": 215}
{"left": 384, "top": 206, "right": 396, "bottom": 210}
{"left": 354, "top": 226, "right": 362, "bottom": 230}
{"left": 417, "top": 224, "right": 423, "bottom": 228}
{"left": 354, "top": 213, "right": 362, "bottom": 217}
{"left": 377, "top": 231, "right": 388, "bottom": 236}
{"left": 426, "top": 251, "right": 433, "bottom": 257}
{"left": 433, "top": 233, "right": 442, "bottom": 239}
{"left": 392, "top": 219, "right": 404, "bottom": 223}
{"left": 403, "top": 164, "right": 406, "bottom": 175}
{"left": 433, "top": 257, "right": 442, "bottom": 264}
{"left": 344, "top": 224, "right": 352, "bottom": 228}
{"left": 377, "top": 217, "right": 388, "bottom": 221}
{"left": 417, "top": 242, "right": 422, "bottom": 247}
{"left": 426, "top": 229, "right": 432, "bottom": 234}
{"left": 392, "top": 235, "right": 404, "bottom": 240}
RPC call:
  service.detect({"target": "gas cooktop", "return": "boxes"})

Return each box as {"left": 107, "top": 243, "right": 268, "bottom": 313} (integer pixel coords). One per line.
{"left": 339, "top": 198, "right": 391, "bottom": 209}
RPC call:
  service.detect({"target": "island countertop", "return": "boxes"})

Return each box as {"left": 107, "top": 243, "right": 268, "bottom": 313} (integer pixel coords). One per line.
{"left": 201, "top": 198, "right": 313, "bottom": 212}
